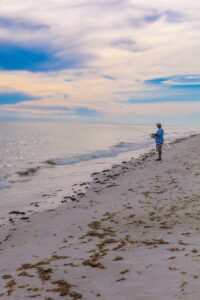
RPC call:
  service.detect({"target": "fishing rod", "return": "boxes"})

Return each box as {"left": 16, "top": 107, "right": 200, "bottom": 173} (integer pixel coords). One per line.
{"left": 134, "top": 127, "right": 154, "bottom": 139}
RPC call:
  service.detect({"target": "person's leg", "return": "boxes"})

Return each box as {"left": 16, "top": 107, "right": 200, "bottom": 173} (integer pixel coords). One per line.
{"left": 156, "top": 143, "right": 162, "bottom": 161}
{"left": 156, "top": 143, "right": 159, "bottom": 160}
{"left": 158, "top": 150, "right": 162, "bottom": 160}
{"left": 159, "top": 143, "right": 163, "bottom": 160}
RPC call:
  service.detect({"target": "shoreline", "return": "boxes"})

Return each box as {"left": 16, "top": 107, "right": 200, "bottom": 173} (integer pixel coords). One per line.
{"left": 0, "top": 133, "right": 197, "bottom": 226}
{"left": 0, "top": 134, "right": 157, "bottom": 226}
{"left": 0, "top": 133, "right": 200, "bottom": 299}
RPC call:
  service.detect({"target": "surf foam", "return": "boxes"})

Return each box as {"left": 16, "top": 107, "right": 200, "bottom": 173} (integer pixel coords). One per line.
{"left": 45, "top": 141, "right": 153, "bottom": 166}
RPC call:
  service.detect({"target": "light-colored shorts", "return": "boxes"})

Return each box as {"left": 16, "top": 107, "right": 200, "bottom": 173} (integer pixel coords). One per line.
{"left": 156, "top": 143, "right": 163, "bottom": 151}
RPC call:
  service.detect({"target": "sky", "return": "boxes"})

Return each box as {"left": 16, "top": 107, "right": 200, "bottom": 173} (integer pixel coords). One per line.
{"left": 0, "top": 0, "right": 200, "bottom": 124}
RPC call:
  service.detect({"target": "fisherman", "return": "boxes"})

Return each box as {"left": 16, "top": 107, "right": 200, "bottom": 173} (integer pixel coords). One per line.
{"left": 151, "top": 123, "right": 164, "bottom": 161}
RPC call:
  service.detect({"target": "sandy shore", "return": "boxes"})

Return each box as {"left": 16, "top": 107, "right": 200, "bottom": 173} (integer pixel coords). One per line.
{"left": 0, "top": 134, "right": 200, "bottom": 300}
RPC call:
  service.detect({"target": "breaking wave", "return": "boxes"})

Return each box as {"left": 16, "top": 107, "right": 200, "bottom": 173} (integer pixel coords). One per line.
{"left": 45, "top": 141, "right": 153, "bottom": 166}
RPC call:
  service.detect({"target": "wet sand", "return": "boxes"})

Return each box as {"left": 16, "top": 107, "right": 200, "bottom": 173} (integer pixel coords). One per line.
{"left": 0, "top": 134, "right": 200, "bottom": 300}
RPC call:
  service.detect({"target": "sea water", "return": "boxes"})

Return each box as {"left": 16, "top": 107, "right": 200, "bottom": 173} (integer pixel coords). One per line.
{"left": 0, "top": 121, "right": 198, "bottom": 223}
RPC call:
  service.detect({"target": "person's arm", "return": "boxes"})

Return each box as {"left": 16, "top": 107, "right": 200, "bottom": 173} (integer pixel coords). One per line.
{"left": 154, "top": 129, "right": 162, "bottom": 137}
{"left": 151, "top": 132, "right": 159, "bottom": 138}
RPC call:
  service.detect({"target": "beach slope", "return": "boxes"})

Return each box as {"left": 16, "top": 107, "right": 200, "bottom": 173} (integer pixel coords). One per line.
{"left": 0, "top": 135, "right": 200, "bottom": 299}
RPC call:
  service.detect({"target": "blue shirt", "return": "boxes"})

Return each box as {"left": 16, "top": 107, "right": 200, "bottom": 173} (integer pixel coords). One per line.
{"left": 155, "top": 128, "right": 164, "bottom": 143}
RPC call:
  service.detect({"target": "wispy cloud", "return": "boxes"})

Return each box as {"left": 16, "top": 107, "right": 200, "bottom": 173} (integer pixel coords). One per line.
{"left": 128, "top": 8, "right": 185, "bottom": 28}
{"left": 0, "top": 16, "right": 48, "bottom": 31}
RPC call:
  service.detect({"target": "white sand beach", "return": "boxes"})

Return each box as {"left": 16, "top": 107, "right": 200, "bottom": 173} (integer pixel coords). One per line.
{"left": 0, "top": 134, "right": 200, "bottom": 300}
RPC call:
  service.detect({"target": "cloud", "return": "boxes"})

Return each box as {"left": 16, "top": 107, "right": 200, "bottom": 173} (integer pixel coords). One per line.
{"left": 0, "top": 0, "right": 199, "bottom": 122}
{"left": 0, "top": 16, "right": 48, "bottom": 31}
{"left": 112, "top": 39, "right": 145, "bottom": 53}
{"left": 128, "top": 8, "right": 185, "bottom": 28}
{"left": 163, "top": 10, "right": 185, "bottom": 23}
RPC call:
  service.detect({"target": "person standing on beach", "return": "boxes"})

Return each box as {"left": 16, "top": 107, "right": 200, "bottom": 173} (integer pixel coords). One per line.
{"left": 151, "top": 123, "right": 164, "bottom": 161}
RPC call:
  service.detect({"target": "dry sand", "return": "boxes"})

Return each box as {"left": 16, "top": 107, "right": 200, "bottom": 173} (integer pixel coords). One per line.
{"left": 0, "top": 134, "right": 200, "bottom": 300}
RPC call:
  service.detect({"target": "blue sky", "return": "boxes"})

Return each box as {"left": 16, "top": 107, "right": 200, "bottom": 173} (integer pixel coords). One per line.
{"left": 0, "top": 91, "right": 37, "bottom": 104}
{"left": 0, "top": 42, "right": 88, "bottom": 72}
{"left": 128, "top": 75, "right": 200, "bottom": 104}
{"left": 0, "top": 44, "right": 51, "bottom": 71}
{"left": 0, "top": 0, "right": 200, "bottom": 123}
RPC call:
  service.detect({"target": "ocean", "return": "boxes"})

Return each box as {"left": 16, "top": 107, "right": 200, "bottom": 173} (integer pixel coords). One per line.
{"left": 0, "top": 121, "right": 197, "bottom": 224}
